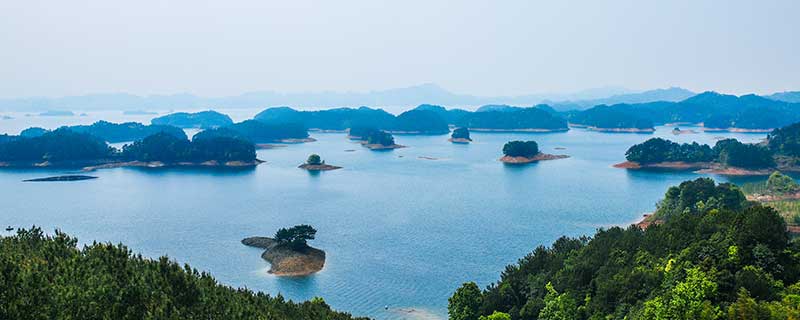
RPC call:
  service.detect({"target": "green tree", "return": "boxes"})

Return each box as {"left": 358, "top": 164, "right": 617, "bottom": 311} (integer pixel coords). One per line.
{"left": 449, "top": 282, "right": 482, "bottom": 320}
{"left": 537, "top": 282, "right": 578, "bottom": 320}
{"left": 478, "top": 311, "right": 511, "bottom": 320}
{"left": 641, "top": 267, "right": 720, "bottom": 320}
{"left": 307, "top": 154, "right": 323, "bottom": 165}
{"left": 452, "top": 127, "right": 471, "bottom": 140}
{"left": 274, "top": 225, "right": 317, "bottom": 249}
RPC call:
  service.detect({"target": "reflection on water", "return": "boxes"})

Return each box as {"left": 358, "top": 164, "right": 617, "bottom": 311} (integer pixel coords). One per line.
{"left": 0, "top": 113, "right": 776, "bottom": 319}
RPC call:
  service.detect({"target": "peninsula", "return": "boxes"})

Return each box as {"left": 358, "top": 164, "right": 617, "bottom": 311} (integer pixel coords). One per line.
{"left": 242, "top": 225, "right": 325, "bottom": 276}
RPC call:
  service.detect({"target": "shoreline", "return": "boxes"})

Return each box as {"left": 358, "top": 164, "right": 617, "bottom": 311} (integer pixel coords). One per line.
{"left": 469, "top": 127, "right": 569, "bottom": 133}
{"left": 81, "top": 159, "right": 264, "bottom": 171}
{"left": 614, "top": 161, "right": 779, "bottom": 176}
{"left": 569, "top": 124, "right": 655, "bottom": 133}
{"left": 448, "top": 138, "right": 471, "bottom": 144}
{"left": 361, "top": 142, "right": 407, "bottom": 150}
{"left": 298, "top": 163, "right": 342, "bottom": 171}
{"left": 241, "top": 237, "right": 325, "bottom": 276}
{"left": 499, "top": 153, "right": 569, "bottom": 164}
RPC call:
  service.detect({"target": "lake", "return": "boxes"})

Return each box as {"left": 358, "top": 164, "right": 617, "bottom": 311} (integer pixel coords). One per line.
{"left": 0, "top": 110, "right": 771, "bottom": 319}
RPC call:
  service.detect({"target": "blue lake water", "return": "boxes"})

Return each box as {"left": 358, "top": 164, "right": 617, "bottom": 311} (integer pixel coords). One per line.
{"left": 0, "top": 111, "right": 771, "bottom": 319}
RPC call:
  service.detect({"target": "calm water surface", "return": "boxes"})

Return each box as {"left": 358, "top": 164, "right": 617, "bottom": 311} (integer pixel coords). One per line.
{"left": 0, "top": 110, "right": 770, "bottom": 319}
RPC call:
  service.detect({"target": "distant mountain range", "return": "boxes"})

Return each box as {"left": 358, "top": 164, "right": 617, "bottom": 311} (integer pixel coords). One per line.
{"left": 0, "top": 84, "right": 796, "bottom": 112}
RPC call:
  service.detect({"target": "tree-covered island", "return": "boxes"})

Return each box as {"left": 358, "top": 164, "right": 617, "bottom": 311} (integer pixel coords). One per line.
{"left": 151, "top": 110, "right": 234, "bottom": 129}
{"left": 449, "top": 127, "right": 472, "bottom": 143}
{"left": 241, "top": 225, "right": 326, "bottom": 276}
{"left": 616, "top": 133, "right": 784, "bottom": 175}
{"left": 499, "top": 140, "right": 569, "bottom": 164}
{"left": 298, "top": 154, "right": 341, "bottom": 171}
{"left": 0, "top": 127, "right": 261, "bottom": 169}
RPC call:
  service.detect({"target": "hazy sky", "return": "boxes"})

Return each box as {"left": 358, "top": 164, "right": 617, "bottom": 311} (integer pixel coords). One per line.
{"left": 1, "top": 0, "right": 798, "bottom": 98}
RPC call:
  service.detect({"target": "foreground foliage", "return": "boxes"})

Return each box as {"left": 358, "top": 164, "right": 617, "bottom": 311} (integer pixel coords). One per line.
{"left": 449, "top": 178, "right": 800, "bottom": 320}
{"left": 0, "top": 228, "right": 363, "bottom": 320}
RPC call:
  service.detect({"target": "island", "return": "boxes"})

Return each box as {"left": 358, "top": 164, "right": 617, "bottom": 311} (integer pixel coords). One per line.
{"left": 389, "top": 109, "right": 449, "bottom": 134}
{"left": 568, "top": 104, "right": 655, "bottom": 132}
{"left": 448, "top": 127, "right": 472, "bottom": 143}
{"left": 298, "top": 154, "right": 341, "bottom": 171}
{"left": 0, "top": 128, "right": 261, "bottom": 169}
{"left": 615, "top": 136, "right": 778, "bottom": 175}
{"left": 151, "top": 110, "right": 234, "bottom": 129}
{"left": 567, "top": 91, "right": 800, "bottom": 132}
{"left": 360, "top": 130, "right": 405, "bottom": 150}
{"left": 195, "top": 120, "right": 313, "bottom": 144}
{"left": 23, "top": 175, "right": 98, "bottom": 182}
{"left": 241, "top": 225, "right": 325, "bottom": 276}
{"left": 455, "top": 106, "right": 569, "bottom": 132}
{"left": 255, "top": 106, "right": 396, "bottom": 131}
{"left": 66, "top": 121, "right": 187, "bottom": 143}
{"left": 499, "top": 140, "right": 569, "bottom": 164}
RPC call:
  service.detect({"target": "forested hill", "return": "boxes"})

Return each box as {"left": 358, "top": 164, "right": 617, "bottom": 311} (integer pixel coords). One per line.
{"left": 0, "top": 227, "right": 365, "bottom": 320}
{"left": 449, "top": 178, "right": 800, "bottom": 320}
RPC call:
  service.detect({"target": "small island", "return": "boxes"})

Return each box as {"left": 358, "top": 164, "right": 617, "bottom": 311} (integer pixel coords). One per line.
{"left": 298, "top": 154, "right": 341, "bottom": 171}
{"left": 448, "top": 127, "right": 472, "bottom": 143}
{"left": 359, "top": 130, "right": 406, "bottom": 150}
{"left": 242, "top": 225, "right": 325, "bottom": 276}
{"left": 39, "top": 110, "right": 75, "bottom": 117}
{"left": 671, "top": 127, "right": 697, "bottom": 135}
{"left": 499, "top": 140, "right": 569, "bottom": 164}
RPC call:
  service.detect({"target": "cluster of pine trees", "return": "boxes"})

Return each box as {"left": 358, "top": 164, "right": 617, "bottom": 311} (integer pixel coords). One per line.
{"left": 0, "top": 227, "right": 364, "bottom": 320}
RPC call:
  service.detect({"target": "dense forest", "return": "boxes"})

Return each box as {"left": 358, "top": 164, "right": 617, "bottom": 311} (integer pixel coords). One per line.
{"left": 254, "top": 105, "right": 567, "bottom": 132}
{"left": 221, "top": 120, "right": 309, "bottom": 142}
{"left": 122, "top": 132, "right": 256, "bottom": 163}
{"left": 66, "top": 121, "right": 187, "bottom": 142}
{"left": 254, "top": 106, "right": 397, "bottom": 131}
{"left": 151, "top": 110, "right": 234, "bottom": 129}
{"left": 625, "top": 137, "right": 775, "bottom": 169}
{"left": 0, "top": 128, "right": 114, "bottom": 162}
{"left": 449, "top": 178, "right": 800, "bottom": 320}
{"left": 452, "top": 127, "right": 472, "bottom": 141}
{"left": 455, "top": 108, "right": 568, "bottom": 131}
{"left": 502, "top": 141, "right": 539, "bottom": 158}
{"left": 768, "top": 123, "right": 800, "bottom": 157}
{"left": 569, "top": 92, "right": 800, "bottom": 130}
{"left": 365, "top": 130, "right": 396, "bottom": 146}
{"left": 568, "top": 105, "right": 655, "bottom": 130}
{"left": 392, "top": 109, "right": 450, "bottom": 133}
{"left": 0, "top": 128, "right": 256, "bottom": 164}
{"left": 0, "top": 227, "right": 363, "bottom": 320}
